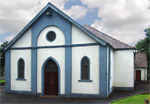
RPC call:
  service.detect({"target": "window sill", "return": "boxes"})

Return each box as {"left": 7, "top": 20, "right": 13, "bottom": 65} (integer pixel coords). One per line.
{"left": 16, "top": 78, "right": 26, "bottom": 81}
{"left": 78, "top": 80, "right": 92, "bottom": 82}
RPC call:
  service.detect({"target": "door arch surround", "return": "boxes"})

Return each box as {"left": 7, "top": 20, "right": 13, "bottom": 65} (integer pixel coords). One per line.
{"left": 41, "top": 56, "right": 60, "bottom": 95}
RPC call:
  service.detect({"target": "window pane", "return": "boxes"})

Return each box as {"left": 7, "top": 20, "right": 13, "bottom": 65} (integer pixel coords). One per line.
{"left": 19, "top": 71, "right": 24, "bottom": 78}
{"left": 81, "top": 57, "right": 90, "bottom": 80}
{"left": 18, "top": 59, "right": 24, "bottom": 79}
{"left": 81, "top": 73, "right": 89, "bottom": 80}
{"left": 19, "top": 59, "right": 24, "bottom": 65}
{"left": 82, "top": 65, "right": 89, "bottom": 73}
{"left": 82, "top": 58, "right": 89, "bottom": 65}
{"left": 45, "top": 59, "right": 58, "bottom": 72}
{"left": 47, "top": 31, "right": 56, "bottom": 41}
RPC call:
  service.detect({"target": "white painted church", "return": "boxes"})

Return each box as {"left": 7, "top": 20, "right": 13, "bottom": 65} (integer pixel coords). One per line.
{"left": 5, "top": 3, "right": 135, "bottom": 98}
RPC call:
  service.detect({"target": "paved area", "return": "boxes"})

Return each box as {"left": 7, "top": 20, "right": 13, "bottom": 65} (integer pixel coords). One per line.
{"left": 0, "top": 82, "right": 150, "bottom": 104}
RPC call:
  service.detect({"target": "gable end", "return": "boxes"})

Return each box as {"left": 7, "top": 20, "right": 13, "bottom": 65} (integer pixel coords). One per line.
{"left": 4, "top": 2, "right": 107, "bottom": 51}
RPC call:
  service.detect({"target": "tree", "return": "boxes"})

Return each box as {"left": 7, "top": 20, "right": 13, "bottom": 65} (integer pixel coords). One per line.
{"left": 135, "top": 27, "right": 150, "bottom": 79}
{"left": 145, "top": 28, "right": 150, "bottom": 38}
{"left": 0, "top": 41, "right": 8, "bottom": 76}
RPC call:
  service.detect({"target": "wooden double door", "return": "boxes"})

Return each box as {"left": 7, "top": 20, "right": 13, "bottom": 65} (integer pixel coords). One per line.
{"left": 44, "top": 59, "right": 58, "bottom": 95}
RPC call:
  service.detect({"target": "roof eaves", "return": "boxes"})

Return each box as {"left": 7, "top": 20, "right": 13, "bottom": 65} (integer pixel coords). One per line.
{"left": 116, "top": 48, "right": 135, "bottom": 50}
{"left": 135, "top": 67, "right": 148, "bottom": 68}
{"left": 107, "top": 43, "right": 115, "bottom": 51}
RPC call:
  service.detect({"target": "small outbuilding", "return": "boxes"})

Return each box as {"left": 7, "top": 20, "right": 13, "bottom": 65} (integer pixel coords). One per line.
{"left": 135, "top": 52, "right": 148, "bottom": 82}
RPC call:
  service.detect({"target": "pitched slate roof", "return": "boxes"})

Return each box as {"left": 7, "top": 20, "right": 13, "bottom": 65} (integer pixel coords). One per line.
{"left": 84, "top": 25, "right": 134, "bottom": 49}
{"left": 135, "top": 52, "right": 148, "bottom": 68}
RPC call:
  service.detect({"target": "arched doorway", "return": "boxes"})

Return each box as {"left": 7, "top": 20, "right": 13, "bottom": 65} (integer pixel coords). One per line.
{"left": 44, "top": 59, "right": 58, "bottom": 95}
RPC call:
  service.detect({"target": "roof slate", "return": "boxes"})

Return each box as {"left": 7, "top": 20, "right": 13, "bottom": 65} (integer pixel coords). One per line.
{"left": 135, "top": 52, "right": 148, "bottom": 68}
{"left": 84, "top": 25, "right": 134, "bottom": 49}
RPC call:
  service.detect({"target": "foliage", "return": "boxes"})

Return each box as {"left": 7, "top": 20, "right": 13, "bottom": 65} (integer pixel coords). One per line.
{"left": 0, "top": 41, "right": 8, "bottom": 76}
{"left": 0, "top": 80, "right": 5, "bottom": 83}
{"left": 144, "top": 28, "right": 150, "bottom": 38}
{"left": 111, "top": 93, "right": 150, "bottom": 104}
{"left": 135, "top": 27, "right": 150, "bottom": 78}
{"left": 136, "top": 28, "right": 150, "bottom": 52}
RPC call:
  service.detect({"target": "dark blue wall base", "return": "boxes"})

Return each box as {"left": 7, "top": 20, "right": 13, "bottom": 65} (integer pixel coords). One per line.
{"left": 6, "top": 88, "right": 133, "bottom": 97}
{"left": 7, "top": 90, "right": 32, "bottom": 95}
{"left": 69, "top": 93, "right": 100, "bottom": 98}
{"left": 37, "top": 93, "right": 65, "bottom": 97}
{"left": 5, "top": 89, "right": 11, "bottom": 93}
{"left": 59, "top": 94, "right": 65, "bottom": 97}
{"left": 114, "top": 87, "right": 134, "bottom": 91}
{"left": 37, "top": 93, "right": 42, "bottom": 95}
{"left": 107, "top": 87, "right": 114, "bottom": 98}
{"left": 5, "top": 86, "right": 134, "bottom": 98}
{"left": 98, "top": 95, "right": 108, "bottom": 99}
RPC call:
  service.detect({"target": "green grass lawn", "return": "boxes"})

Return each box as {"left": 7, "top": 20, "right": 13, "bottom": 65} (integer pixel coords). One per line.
{"left": 0, "top": 80, "right": 5, "bottom": 82}
{"left": 111, "top": 93, "right": 150, "bottom": 104}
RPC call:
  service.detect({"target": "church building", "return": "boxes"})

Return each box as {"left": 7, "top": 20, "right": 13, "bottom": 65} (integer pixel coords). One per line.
{"left": 5, "top": 2, "right": 135, "bottom": 98}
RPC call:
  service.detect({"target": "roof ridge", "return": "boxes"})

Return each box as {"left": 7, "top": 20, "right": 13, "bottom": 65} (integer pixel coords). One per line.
{"left": 85, "top": 25, "right": 133, "bottom": 48}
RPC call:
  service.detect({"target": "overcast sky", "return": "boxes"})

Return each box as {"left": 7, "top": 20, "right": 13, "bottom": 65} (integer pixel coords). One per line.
{"left": 0, "top": 0, "right": 150, "bottom": 46}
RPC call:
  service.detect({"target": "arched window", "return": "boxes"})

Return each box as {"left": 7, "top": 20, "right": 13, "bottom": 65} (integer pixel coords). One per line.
{"left": 81, "top": 56, "right": 90, "bottom": 80}
{"left": 18, "top": 58, "right": 25, "bottom": 79}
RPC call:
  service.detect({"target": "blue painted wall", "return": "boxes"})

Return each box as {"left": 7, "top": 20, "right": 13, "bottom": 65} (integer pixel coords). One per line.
{"left": 99, "top": 46, "right": 108, "bottom": 98}
{"left": 107, "top": 48, "right": 111, "bottom": 97}
{"left": 5, "top": 50, "right": 11, "bottom": 93}
{"left": 31, "top": 7, "right": 72, "bottom": 95}
{"left": 31, "top": 49, "right": 37, "bottom": 94}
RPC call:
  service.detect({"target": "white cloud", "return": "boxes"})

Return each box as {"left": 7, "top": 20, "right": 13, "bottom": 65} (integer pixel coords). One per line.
{"left": 0, "top": 0, "right": 88, "bottom": 43}
{"left": 64, "top": 5, "right": 88, "bottom": 20}
{"left": 0, "top": 27, "right": 6, "bottom": 34}
{"left": 0, "top": 0, "right": 85, "bottom": 43}
{"left": 0, "top": 0, "right": 69, "bottom": 35}
{"left": 1, "top": 0, "right": 149, "bottom": 46}
{"left": 82, "top": 0, "right": 150, "bottom": 46}
{"left": 4, "top": 34, "right": 15, "bottom": 42}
